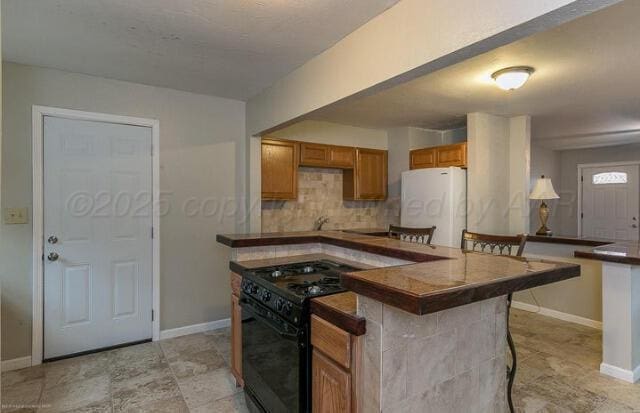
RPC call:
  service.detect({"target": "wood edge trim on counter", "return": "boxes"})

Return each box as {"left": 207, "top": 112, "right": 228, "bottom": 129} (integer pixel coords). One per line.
{"left": 341, "top": 264, "right": 580, "bottom": 315}
{"left": 217, "top": 233, "right": 451, "bottom": 263}
{"left": 574, "top": 250, "right": 640, "bottom": 265}
{"left": 527, "top": 235, "right": 611, "bottom": 247}
{"left": 310, "top": 300, "right": 366, "bottom": 336}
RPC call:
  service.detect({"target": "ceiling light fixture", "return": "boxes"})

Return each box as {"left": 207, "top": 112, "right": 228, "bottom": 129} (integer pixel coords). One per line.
{"left": 491, "top": 66, "right": 534, "bottom": 91}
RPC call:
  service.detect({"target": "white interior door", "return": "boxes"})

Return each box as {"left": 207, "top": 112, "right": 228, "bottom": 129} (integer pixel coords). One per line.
{"left": 581, "top": 164, "right": 639, "bottom": 241}
{"left": 43, "top": 116, "right": 153, "bottom": 359}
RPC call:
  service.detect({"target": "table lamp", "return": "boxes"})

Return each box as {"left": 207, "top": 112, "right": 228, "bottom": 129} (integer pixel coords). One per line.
{"left": 530, "top": 175, "right": 559, "bottom": 236}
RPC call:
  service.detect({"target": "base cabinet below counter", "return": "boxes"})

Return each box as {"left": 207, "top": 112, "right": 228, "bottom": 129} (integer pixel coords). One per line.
{"left": 230, "top": 272, "right": 243, "bottom": 386}
{"left": 310, "top": 315, "right": 361, "bottom": 413}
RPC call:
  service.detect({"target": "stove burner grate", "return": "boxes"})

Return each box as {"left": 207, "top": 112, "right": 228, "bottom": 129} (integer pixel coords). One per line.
{"left": 286, "top": 277, "right": 341, "bottom": 296}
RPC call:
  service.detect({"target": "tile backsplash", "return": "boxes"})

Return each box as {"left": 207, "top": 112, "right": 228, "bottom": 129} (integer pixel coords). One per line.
{"left": 261, "top": 167, "right": 399, "bottom": 232}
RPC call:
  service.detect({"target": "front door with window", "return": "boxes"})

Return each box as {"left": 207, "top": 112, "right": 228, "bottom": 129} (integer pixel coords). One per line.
{"left": 581, "top": 164, "right": 639, "bottom": 241}
{"left": 43, "top": 116, "right": 153, "bottom": 359}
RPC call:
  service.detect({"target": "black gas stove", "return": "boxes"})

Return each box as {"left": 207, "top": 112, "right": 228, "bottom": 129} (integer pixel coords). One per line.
{"left": 239, "top": 259, "right": 360, "bottom": 413}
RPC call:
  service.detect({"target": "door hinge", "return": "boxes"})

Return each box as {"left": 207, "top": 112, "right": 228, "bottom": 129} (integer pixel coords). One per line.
{"left": 581, "top": 176, "right": 584, "bottom": 182}
{"left": 152, "top": 309, "right": 155, "bottom": 322}
{"left": 151, "top": 227, "right": 154, "bottom": 239}
{"left": 581, "top": 212, "right": 584, "bottom": 219}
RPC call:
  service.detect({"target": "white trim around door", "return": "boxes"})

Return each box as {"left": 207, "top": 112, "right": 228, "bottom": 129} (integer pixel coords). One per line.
{"left": 31, "top": 105, "right": 161, "bottom": 366}
{"left": 577, "top": 160, "right": 640, "bottom": 238}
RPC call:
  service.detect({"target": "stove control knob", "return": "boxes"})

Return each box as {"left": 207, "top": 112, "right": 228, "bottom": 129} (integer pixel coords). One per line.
{"left": 250, "top": 283, "right": 259, "bottom": 294}
{"left": 284, "top": 302, "right": 293, "bottom": 315}
{"left": 261, "top": 291, "right": 271, "bottom": 302}
{"left": 276, "top": 298, "right": 285, "bottom": 312}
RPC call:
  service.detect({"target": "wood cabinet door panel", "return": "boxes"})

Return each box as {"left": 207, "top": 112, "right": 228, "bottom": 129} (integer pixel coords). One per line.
{"left": 410, "top": 148, "right": 437, "bottom": 169}
{"left": 355, "top": 148, "right": 387, "bottom": 200}
{"left": 261, "top": 138, "right": 298, "bottom": 199}
{"left": 436, "top": 143, "right": 467, "bottom": 167}
{"left": 300, "top": 143, "right": 330, "bottom": 167}
{"left": 230, "top": 294, "right": 243, "bottom": 386}
{"left": 312, "top": 350, "right": 351, "bottom": 413}
{"left": 328, "top": 146, "right": 355, "bottom": 168}
{"left": 311, "top": 315, "right": 351, "bottom": 369}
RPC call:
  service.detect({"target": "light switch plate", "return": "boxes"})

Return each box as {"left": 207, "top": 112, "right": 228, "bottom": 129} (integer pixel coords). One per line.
{"left": 4, "top": 207, "right": 29, "bottom": 224}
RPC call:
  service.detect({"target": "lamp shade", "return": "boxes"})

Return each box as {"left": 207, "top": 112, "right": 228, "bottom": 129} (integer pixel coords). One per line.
{"left": 530, "top": 176, "right": 559, "bottom": 200}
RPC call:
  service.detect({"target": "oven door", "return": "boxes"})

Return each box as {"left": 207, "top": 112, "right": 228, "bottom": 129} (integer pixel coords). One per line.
{"left": 240, "top": 296, "right": 307, "bottom": 413}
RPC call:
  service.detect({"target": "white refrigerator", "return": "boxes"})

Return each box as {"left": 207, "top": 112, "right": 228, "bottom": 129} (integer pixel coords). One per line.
{"left": 400, "top": 167, "right": 467, "bottom": 248}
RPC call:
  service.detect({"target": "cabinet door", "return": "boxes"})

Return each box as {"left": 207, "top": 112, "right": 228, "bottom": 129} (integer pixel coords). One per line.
{"left": 312, "top": 350, "right": 351, "bottom": 413}
{"left": 328, "top": 146, "right": 355, "bottom": 169}
{"left": 230, "top": 294, "right": 243, "bottom": 386}
{"left": 262, "top": 138, "right": 299, "bottom": 199}
{"left": 436, "top": 143, "right": 467, "bottom": 167}
{"left": 410, "top": 148, "right": 437, "bottom": 169}
{"left": 300, "top": 142, "right": 330, "bottom": 167}
{"left": 350, "top": 148, "right": 387, "bottom": 200}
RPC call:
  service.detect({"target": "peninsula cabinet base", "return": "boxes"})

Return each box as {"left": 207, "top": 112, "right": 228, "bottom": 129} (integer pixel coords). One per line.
{"left": 600, "top": 262, "right": 640, "bottom": 383}
{"left": 311, "top": 315, "right": 362, "bottom": 413}
{"left": 356, "top": 294, "right": 509, "bottom": 412}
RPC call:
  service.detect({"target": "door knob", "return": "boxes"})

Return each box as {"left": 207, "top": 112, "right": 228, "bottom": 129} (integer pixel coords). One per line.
{"left": 47, "top": 235, "right": 58, "bottom": 244}
{"left": 633, "top": 224, "right": 638, "bottom": 229}
{"left": 47, "top": 252, "right": 59, "bottom": 262}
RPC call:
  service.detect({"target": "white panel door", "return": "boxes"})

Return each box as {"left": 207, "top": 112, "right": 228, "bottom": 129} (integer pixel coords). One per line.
{"left": 582, "top": 164, "right": 639, "bottom": 241}
{"left": 44, "top": 116, "right": 153, "bottom": 359}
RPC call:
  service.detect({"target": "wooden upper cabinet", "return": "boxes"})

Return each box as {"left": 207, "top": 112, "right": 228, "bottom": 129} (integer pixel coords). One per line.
{"left": 410, "top": 142, "right": 467, "bottom": 169}
{"left": 343, "top": 148, "right": 387, "bottom": 200}
{"left": 410, "top": 147, "right": 436, "bottom": 170}
{"left": 261, "top": 138, "right": 299, "bottom": 200}
{"left": 300, "top": 142, "right": 330, "bottom": 167}
{"left": 328, "top": 146, "right": 355, "bottom": 168}
{"left": 436, "top": 142, "right": 467, "bottom": 167}
{"left": 300, "top": 142, "right": 355, "bottom": 169}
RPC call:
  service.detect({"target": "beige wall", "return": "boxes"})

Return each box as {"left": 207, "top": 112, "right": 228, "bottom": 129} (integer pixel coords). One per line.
{"left": 517, "top": 242, "right": 603, "bottom": 323}
{"left": 0, "top": 63, "right": 245, "bottom": 361}
{"left": 269, "top": 120, "right": 388, "bottom": 149}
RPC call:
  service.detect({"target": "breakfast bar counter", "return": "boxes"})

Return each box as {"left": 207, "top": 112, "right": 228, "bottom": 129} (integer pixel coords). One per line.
{"left": 219, "top": 230, "right": 580, "bottom": 412}
{"left": 218, "top": 230, "right": 580, "bottom": 315}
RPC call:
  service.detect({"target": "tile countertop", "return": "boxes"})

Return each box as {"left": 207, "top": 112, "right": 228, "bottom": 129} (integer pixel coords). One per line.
{"left": 217, "top": 231, "right": 580, "bottom": 315}
{"left": 574, "top": 241, "right": 640, "bottom": 265}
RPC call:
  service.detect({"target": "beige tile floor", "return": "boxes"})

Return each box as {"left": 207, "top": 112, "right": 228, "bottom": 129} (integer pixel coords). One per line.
{"left": 2, "top": 309, "right": 640, "bottom": 412}
{"left": 1, "top": 328, "right": 246, "bottom": 413}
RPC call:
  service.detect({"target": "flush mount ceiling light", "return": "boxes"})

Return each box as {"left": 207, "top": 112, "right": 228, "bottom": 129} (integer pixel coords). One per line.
{"left": 491, "top": 66, "right": 534, "bottom": 91}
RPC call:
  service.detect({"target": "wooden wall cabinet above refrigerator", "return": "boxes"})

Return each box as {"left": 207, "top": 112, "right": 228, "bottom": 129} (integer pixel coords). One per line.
{"left": 261, "top": 138, "right": 299, "bottom": 200}
{"left": 299, "top": 142, "right": 355, "bottom": 169}
{"left": 410, "top": 142, "right": 467, "bottom": 170}
{"left": 343, "top": 148, "right": 387, "bottom": 200}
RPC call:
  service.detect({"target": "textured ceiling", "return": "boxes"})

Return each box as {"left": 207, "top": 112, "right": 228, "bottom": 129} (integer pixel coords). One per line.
{"left": 2, "top": 0, "right": 400, "bottom": 101}
{"left": 310, "top": 1, "right": 640, "bottom": 149}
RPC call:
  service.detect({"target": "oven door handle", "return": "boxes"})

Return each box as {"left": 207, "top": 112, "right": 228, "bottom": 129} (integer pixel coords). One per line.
{"left": 240, "top": 298, "right": 301, "bottom": 341}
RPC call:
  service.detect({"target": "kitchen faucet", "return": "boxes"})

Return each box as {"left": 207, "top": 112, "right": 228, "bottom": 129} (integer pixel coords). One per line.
{"left": 313, "top": 215, "right": 330, "bottom": 231}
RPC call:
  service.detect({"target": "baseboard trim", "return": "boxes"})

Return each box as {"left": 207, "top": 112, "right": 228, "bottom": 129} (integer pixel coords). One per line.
{"left": 159, "top": 318, "right": 230, "bottom": 340}
{"left": 600, "top": 362, "right": 640, "bottom": 383}
{"left": 2, "top": 356, "right": 33, "bottom": 372}
{"left": 512, "top": 301, "right": 602, "bottom": 330}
